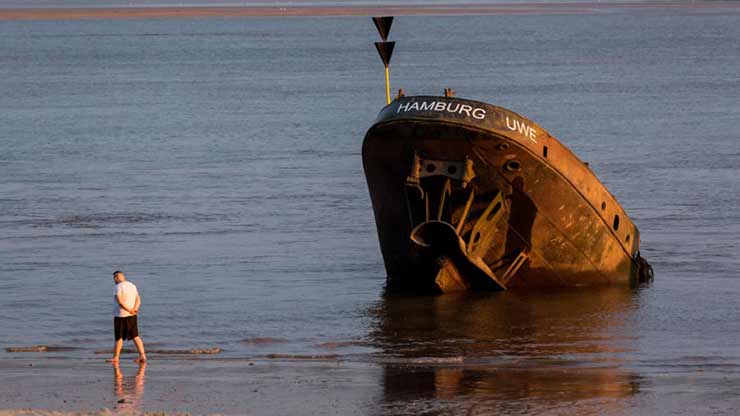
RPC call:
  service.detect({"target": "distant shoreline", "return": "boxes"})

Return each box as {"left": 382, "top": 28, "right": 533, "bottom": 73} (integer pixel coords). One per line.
{"left": 1, "top": 2, "right": 738, "bottom": 20}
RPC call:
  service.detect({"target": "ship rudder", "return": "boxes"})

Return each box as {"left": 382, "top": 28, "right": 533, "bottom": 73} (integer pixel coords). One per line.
{"left": 410, "top": 220, "right": 506, "bottom": 292}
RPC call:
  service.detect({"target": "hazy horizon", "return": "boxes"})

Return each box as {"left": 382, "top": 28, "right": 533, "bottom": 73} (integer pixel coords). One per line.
{"left": 0, "top": 0, "right": 709, "bottom": 9}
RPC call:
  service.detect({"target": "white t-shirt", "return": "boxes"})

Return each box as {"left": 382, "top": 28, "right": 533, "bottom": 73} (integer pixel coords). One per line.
{"left": 113, "top": 281, "right": 139, "bottom": 318}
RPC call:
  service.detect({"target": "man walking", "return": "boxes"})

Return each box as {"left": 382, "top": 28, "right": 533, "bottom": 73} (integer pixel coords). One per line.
{"left": 108, "top": 271, "right": 147, "bottom": 364}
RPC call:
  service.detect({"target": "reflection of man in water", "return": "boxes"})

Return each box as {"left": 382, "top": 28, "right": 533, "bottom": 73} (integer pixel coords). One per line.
{"left": 107, "top": 271, "right": 147, "bottom": 364}
{"left": 113, "top": 361, "right": 146, "bottom": 413}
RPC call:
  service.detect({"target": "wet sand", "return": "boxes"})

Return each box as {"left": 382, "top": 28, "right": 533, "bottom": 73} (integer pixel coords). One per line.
{"left": 1, "top": 2, "right": 739, "bottom": 20}
{"left": 2, "top": 354, "right": 739, "bottom": 415}
{"left": 0, "top": 356, "right": 380, "bottom": 415}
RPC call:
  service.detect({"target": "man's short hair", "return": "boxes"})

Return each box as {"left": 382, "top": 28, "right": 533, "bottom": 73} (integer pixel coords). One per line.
{"left": 113, "top": 270, "right": 124, "bottom": 278}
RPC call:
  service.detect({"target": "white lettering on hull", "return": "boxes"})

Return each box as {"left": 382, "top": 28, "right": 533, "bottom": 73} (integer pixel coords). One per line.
{"left": 397, "top": 101, "right": 487, "bottom": 120}
{"left": 505, "top": 116, "right": 537, "bottom": 143}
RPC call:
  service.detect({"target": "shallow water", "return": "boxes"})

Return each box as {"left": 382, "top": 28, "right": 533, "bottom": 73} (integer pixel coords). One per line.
{"left": 1, "top": 7, "right": 740, "bottom": 415}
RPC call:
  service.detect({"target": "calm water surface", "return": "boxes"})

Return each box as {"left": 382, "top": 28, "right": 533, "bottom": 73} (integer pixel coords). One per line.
{"left": 1, "top": 8, "right": 740, "bottom": 414}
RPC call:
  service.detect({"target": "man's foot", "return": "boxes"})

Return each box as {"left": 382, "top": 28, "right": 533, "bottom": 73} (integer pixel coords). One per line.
{"left": 134, "top": 356, "right": 147, "bottom": 364}
{"left": 106, "top": 357, "right": 120, "bottom": 364}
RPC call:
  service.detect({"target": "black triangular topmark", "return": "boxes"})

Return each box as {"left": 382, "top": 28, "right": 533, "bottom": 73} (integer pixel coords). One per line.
{"left": 372, "top": 16, "right": 394, "bottom": 41}
{"left": 375, "top": 41, "right": 395, "bottom": 67}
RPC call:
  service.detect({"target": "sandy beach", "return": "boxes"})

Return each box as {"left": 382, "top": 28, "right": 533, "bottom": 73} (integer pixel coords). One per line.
{"left": 1, "top": 2, "right": 739, "bottom": 20}
{"left": 3, "top": 351, "right": 739, "bottom": 415}
{"left": 0, "top": 355, "right": 381, "bottom": 415}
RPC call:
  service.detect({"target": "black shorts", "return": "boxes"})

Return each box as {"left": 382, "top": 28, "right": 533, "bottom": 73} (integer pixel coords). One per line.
{"left": 114, "top": 316, "right": 139, "bottom": 341}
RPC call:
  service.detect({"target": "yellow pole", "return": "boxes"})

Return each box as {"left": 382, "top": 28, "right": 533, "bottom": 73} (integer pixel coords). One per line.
{"left": 385, "top": 65, "right": 391, "bottom": 104}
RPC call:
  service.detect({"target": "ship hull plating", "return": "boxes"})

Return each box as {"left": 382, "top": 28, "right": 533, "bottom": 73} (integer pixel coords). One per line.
{"left": 363, "top": 96, "right": 645, "bottom": 292}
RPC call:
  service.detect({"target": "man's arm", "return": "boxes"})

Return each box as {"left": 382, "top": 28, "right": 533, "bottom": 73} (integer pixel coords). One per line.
{"left": 116, "top": 293, "right": 136, "bottom": 315}
{"left": 132, "top": 294, "right": 141, "bottom": 315}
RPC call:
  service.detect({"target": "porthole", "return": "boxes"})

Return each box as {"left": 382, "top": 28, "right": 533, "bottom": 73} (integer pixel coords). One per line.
{"left": 601, "top": 202, "right": 606, "bottom": 211}
{"left": 543, "top": 146, "right": 548, "bottom": 158}
{"left": 626, "top": 234, "right": 631, "bottom": 243}
{"left": 613, "top": 215, "right": 620, "bottom": 231}
{"left": 425, "top": 163, "right": 436, "bottom": 173}
{"left": 504, "top": 160, "right": 521, "bottom": 172}
{"left": 497, "top": 143, "right": 509, "bottom": 151}
{"left": 447, "top": 165, "right": 457, "bottom": 175}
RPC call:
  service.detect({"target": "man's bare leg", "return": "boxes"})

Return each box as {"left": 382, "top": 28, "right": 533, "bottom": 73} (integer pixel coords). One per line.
{"left": 107, "top": 339, "right": 123, "bottom": 363}
{"left": 133, "top": 336, "right": 147, "bottom": 363}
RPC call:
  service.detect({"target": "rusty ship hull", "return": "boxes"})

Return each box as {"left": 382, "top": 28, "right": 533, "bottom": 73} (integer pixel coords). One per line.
{"left": 363, "top": 95, "right": 649, "bottom": 292}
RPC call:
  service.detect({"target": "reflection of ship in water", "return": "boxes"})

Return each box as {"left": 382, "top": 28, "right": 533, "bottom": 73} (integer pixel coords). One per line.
{"left": 370, "top": 288, "right": 642, "bottom": 412}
